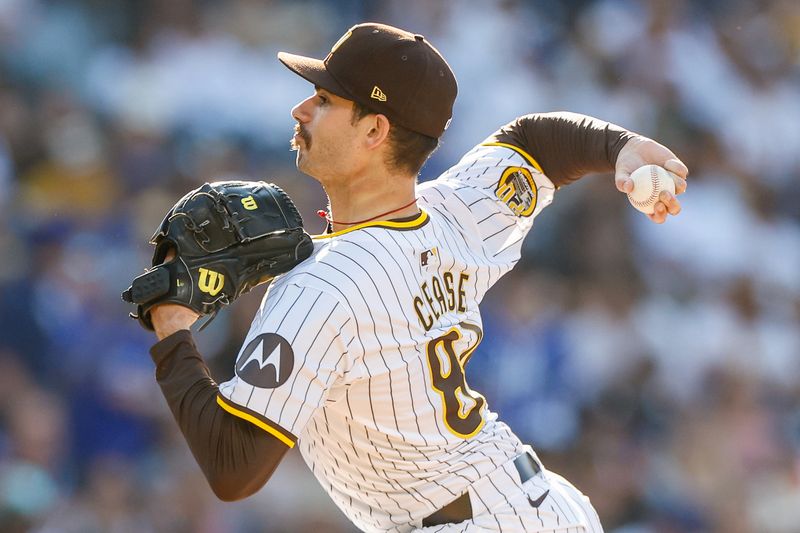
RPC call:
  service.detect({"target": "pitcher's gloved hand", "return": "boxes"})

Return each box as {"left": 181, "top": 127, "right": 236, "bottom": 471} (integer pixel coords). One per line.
{"left": 122, "top": 180, "right": 314, "bottom": 330}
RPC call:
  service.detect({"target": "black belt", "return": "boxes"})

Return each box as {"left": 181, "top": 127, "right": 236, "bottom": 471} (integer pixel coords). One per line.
{"left": 422, "top": 452, "right": 542, "bottom": 527}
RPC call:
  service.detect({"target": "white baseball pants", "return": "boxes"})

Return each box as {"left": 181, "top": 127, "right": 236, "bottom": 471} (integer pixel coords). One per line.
{"left": 415, "top": 449, "right": 604, "bottom": 533}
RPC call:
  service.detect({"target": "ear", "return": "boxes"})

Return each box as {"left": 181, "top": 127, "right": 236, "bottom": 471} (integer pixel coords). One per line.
{"left": 362, "top": 114, "right": 391, "bottom": 150}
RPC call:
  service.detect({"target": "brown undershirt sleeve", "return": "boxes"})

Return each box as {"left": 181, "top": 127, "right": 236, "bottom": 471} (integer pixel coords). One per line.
{"left": 485, "top": 111, "right": 637, "bottom": 188}
{"left": 150, "top": 329, "right": 289, "bottom": 501}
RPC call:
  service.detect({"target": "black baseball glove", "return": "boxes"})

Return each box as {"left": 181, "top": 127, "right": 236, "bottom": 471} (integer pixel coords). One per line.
{"left": 122, "top": 180, "right": 314, "bottom": 330}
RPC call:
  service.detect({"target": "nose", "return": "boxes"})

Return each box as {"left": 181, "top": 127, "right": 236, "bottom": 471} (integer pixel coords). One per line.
{"left": 291, "top": 94, "right": 315, "bottom": 123}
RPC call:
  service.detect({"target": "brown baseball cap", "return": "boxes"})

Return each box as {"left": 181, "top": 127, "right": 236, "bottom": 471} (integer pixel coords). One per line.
{"left": 278, "top": 22, "right": 457, "bottom": 139}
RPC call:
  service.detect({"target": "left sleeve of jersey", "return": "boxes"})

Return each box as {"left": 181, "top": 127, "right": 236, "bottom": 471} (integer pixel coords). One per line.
{"left": 216, "top": 283, "right": 354, "bottom": 448}
{"left": 418, "top": 143, "right": 555, "bottom": 263}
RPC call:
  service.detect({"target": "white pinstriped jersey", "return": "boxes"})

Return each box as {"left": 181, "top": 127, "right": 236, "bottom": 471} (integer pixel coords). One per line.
{"left": 218, "top": 143, "right": 556, "bottom": 532}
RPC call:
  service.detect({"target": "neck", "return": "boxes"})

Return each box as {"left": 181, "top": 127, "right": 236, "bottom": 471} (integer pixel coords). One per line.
{"left": 320, "top": 197, "right": 418, "bottom": 228}
{"left": 322, "top": 169, "right": 418, "bottom": 232}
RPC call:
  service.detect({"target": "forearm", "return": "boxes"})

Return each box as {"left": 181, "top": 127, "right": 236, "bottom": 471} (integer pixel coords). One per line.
{"left": 486, "top": 112, "right": 636, "bottom": 187}
{"left": 150, "top": 330, "right": 287, "bottom": 500}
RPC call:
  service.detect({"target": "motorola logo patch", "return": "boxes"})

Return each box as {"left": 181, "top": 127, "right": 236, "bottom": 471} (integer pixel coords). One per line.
{"left": 236, "top": 333, "right": 294, "bottom": 388}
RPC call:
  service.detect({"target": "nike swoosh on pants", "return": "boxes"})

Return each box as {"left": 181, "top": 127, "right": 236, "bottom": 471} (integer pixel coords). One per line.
{"left": 528, "top": 489, "right": 550, "bottom": 508}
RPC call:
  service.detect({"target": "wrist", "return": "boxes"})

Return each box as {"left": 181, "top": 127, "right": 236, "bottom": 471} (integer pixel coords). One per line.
{"left": 151, "top": 304, "right": 200, "bottom": 340}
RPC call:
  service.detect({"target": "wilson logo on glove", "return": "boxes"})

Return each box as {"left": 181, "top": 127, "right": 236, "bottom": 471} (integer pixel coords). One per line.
{"left": 198, "top": 268, "right": 225, "bottom": 296}
{"left": 241, "top": 196, "right": 258, "bottom": 210}
{"left": 122, "top": 180, "right": 314, "bottom": 331}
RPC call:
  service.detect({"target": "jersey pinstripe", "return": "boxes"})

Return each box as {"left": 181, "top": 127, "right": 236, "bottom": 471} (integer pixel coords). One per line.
{"left": 218, "top": 143, "right": 556, "bottom": 532}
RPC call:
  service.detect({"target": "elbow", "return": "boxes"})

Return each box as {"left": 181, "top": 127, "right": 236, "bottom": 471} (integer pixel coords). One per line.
{"left": 207, "top": 474, "right": 259, "bottom": 502}
{"left": 211, "top": 486, "right": 251, "bottom": 503}
{"left": 196, "top": 411, "right": 288, "bottom": 502}
{"left": 205, "top": 465, "right": 276, "bottom": 502}
{"left": 212, "top": 489, "right": 240, "bottom": 502}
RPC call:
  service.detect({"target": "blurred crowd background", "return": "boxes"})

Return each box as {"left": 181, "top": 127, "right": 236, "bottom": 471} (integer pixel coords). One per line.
{"left": 0, "top": 0, "right": 798, "bottom": 532}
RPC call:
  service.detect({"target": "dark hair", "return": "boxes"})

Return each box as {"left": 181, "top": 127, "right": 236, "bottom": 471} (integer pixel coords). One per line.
{"left": 351, "top": 101, "right": 440, "bottom": 175}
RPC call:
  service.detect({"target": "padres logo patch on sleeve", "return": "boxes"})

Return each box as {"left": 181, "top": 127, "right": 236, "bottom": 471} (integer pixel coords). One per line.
{"left": 236, "top": 333, "right": 295, "bottom": 388}
{"left": 495, "top": 166, "right": 538, "bottom": 217}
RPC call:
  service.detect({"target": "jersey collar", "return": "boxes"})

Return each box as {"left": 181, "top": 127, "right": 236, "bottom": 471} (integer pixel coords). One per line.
{"left": 313, "top": 209, "right": 429, "bottom": 239}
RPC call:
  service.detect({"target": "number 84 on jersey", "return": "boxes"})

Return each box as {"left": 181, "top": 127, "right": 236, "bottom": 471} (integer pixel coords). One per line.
{"left": 426, "top": 323, "right": 487, "bottom": 439}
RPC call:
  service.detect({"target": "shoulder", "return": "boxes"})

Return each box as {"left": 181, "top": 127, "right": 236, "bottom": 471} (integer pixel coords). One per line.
{"left": 432, "top": 142, "right": 543, "bottom": 186}
{"left": 255, "top": 261, "right": 357, "bottom": 341}
{"left": 420, "top": 142, "right": 547, "bottom": 198}
{"left": 270, "top": 216, "right": 428, "bottom": 305}
{"left": 419, "top": 142, "right": 553, "bottom": 217}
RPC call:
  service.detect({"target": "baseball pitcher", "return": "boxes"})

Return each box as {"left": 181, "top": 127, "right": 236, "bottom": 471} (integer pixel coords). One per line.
{"left": 133, "top": 23, "right": 687, "bottom": 532}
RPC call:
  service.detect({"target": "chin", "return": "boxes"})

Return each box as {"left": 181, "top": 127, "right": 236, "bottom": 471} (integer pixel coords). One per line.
{"left": 296, "top": 160, "right": 324, "bottom": 183}
{"left": 295, "top": 153, "right": 312, "bottom": 175}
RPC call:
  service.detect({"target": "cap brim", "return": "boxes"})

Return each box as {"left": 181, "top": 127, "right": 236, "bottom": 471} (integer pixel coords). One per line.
{"left": 277, "top": 52, "right": 352, "bottom": 101}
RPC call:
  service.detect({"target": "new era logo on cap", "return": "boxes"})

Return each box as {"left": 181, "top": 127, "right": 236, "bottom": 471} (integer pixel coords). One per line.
{"left": 371, "top": 86, "right": 387, "bottom": 102}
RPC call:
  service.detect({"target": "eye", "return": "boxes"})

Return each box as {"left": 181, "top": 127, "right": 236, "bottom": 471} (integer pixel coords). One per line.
{"left": 317, "top": 94, "right": 328, "bottom": 105}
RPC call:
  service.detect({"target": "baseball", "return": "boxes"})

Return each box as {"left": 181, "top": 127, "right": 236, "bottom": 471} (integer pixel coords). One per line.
{"left": 626, "top": 165, "right": 676, "bottom": 214}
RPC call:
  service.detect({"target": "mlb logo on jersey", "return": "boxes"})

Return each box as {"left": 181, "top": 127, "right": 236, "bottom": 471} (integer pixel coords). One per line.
{"left": 420, "top": 247, "right": 439, "bottom": 269}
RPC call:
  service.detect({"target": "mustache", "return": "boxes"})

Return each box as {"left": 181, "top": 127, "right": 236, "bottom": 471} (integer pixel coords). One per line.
{"left": 291, "top": 123, "right": 311, "bottom": 150}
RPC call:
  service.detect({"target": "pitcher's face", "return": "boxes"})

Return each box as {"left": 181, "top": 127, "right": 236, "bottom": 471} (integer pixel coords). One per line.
{"left": 290, "top": 88, "right": 365, "bottom": 184}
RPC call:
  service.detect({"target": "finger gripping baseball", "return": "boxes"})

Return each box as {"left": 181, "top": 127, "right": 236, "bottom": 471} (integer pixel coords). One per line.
{"left": 122, "top": 180, "right": 314, "bottom": 330}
